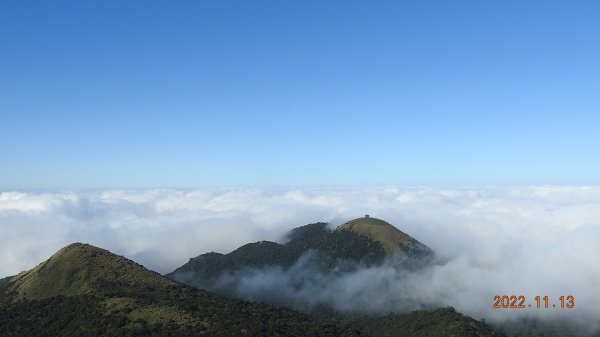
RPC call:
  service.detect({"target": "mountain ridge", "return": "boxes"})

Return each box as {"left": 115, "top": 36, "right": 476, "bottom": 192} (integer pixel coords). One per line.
{"left": 169, "top": 216, "right": 434, "bottom": 288}
{"left": 8, "top": 242, "right": 175, "bottom": 301}
{"left": 0, "top": 241, "right": 507, "bottom": 337}
{"left": 166, "top": 217, "right": 439, "bottom": 316}
{"left": 0, "top": 242, "right": 358, "bottom": 336}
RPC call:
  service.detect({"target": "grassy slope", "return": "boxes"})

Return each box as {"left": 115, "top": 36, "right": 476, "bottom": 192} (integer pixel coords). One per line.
{"left": 337, "top": 216, "right": 432, "bottom": 257}
{"left": 171, "top": 218, "right": 433, "bottom": 279}
{"left": 0, "top": 243, "right": 357, "bottom": 337}
{"left": 0, "top": 242, "right": 511, "bottom": 337}
{"left": 9, "top": 243, "right": 174, "bottom": 300}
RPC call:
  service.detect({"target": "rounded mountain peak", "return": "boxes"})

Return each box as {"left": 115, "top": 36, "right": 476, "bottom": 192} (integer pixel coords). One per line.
{"left": 8, "top": 242, "right": 174, "bottom": 301}
{"left": 336, "top": 215, "right": 432, "bottom": 256}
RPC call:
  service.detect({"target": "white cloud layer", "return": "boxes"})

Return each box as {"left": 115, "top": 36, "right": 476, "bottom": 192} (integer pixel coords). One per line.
{"left": 1, "top": 187, "right": 599, "bottom": 325}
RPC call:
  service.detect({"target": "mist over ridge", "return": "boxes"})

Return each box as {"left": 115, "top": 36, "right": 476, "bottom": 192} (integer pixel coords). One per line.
{"left": 1, "top": 186, "right": 599, "bottom": 327}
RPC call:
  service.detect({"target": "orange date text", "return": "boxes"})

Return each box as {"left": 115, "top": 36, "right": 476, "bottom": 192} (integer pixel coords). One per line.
{"left": 492, "top": 295, "right": 574, "bottom": 309}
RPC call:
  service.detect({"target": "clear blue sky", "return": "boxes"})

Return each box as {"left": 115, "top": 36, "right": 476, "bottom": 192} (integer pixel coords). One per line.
{"left": 1, "top": 1, "right": 599, "bottom": 188}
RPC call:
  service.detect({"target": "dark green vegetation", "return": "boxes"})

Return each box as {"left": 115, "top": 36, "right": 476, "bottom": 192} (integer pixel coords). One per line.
{"left": 0, "top": 242, "right": 506, "bottom": 337}
{"left": 349, "top": 307, "right": 505, "bottom": 337}
{"left": 168, "top": 217, "right": 433, "bottom": 292}
{"left": 494, "top": 318, "right": 600, "bottom": 337}
{"left": 0, "top": 243, "right": 355, "bottom": 336}
{"left": 166, "top": 216, "right": 600, "bottom": 337}
{"left": 1, "top": 216, "right": 588, "bottom": 336}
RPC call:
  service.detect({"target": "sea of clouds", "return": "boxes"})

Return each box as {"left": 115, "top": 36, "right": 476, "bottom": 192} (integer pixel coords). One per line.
{"left": 1, "top": 186, "right": 599, "bottom": 325}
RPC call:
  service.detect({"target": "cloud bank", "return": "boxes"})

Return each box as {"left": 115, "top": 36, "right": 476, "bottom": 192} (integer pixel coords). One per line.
{"left": 1, "top": 187, "right": 599, "bottom": 325}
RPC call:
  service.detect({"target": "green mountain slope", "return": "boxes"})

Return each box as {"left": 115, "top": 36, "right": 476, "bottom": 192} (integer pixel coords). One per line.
{"left": 0, "top": 242, "right": 509, "bottom": 337}
{"left": 8, "top": 243, "right": 174, "bottom": 301}
{"left": 493, "top": 317, "right": 600, "bottom": 337}
{"left": 349, "top": 307, "right": 505, "bottom": 337}
{"left": 337, "top": 216, "right": 432, "bottom": 257}
{"left": 0, "top": 243, "right": 357, "bottom": 337}
{"left": 162, "top": 217, "right": 525, "bottom": 337}
{"left": 168, "top": 217, "right": 433, "bottom": 289}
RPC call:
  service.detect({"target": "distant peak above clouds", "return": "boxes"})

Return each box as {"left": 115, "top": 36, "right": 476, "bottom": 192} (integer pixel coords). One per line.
{"left": 336, "top": 215, "right": 432, "bottom": 257}
{"left": 0, "top": 187, "right": 599, "bottom": 324}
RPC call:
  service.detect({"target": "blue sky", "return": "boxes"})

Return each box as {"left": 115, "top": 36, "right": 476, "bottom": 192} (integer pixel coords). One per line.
{"left": 1, "top": 1, "right": 599, "bottom": 188}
